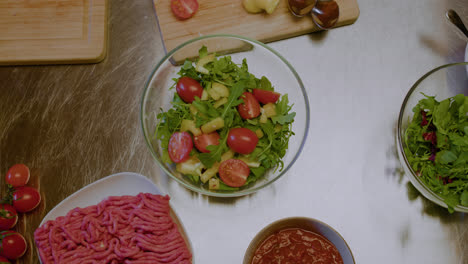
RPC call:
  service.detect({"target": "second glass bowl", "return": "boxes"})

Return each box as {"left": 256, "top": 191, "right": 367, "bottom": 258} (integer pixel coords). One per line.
{"left": 397, "top": 62, "right": 468, "bottom": 212}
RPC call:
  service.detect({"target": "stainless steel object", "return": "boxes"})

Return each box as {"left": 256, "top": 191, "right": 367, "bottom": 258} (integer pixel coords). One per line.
{"left": 311, "top": 0, "right": 340, "bottom": 30}
{"left": 287, "top": 0, "right": 317, "bottom": 17}
{"left": 446, "top": 9, "right": 468, "bottom": 40}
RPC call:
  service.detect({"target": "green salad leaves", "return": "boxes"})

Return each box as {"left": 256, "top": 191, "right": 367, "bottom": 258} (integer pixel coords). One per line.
{"left": 155, "top": 47, "right": 295, "bottom": 190}
{"left": 404, "top": 93, "right": 468, "bottom": 212}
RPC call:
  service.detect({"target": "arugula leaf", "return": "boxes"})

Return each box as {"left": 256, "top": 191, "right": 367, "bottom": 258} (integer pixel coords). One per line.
{"left": 443, "top": 193, "right": 459, "bottom": 213}
{"left": 198, "top": 46, "right": 208, "bottom": 58}
{"left": 185, "top": 174, "right": 200, "bottom": 184}
{"left": 258, "top": 76, "right": 274, "bottom": 91}
{"left": 417, "top": 94, "right": 436, "bottom": 113}
{"left": 221, "top": 81, "right": 245, "bottom": 118}
{"left": 178, "top": 60, "right": 199, "bottom": 80}
{"left": 459, "top": 97, "right": 468, "bottom": 119}
{"left": 436, "top": 150, "right": 457, "bottom": 164}
{"left": 182, "top": 60, "right": 194, "bottom": 70}
{"left": 271, "top": 94, "right": 296, "bottom": 125}
{"left": 241, "top": 58, "right": 249, "bottom": 72}
{"left": 251, "top": 166, "right": 266, "bottom": 178}
{"left": 275, "top": 94, "right": 292, "bottom": 115}
{"left": 197, "top": 136, "right": 228, "bottom": 168}
{"left": 461, "top": 191, "right": 468, "bottom": 207}
{"left": 450, "top": 134, "right": 468, "bottom": 147}
{"left": 260, "top": 122, "right": 274, "bottom": 152}
{"left": 433, "top": 98, "right": 451, "bottom": 134}
{"left": 192, "top": 98, "right": 220, "bottom": 119}
{"left": 272, "top": 113, "right": 296, "bottom": 125}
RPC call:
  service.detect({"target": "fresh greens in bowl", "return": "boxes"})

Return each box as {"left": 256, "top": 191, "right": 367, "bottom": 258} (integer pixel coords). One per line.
{"left": 403, "top": 93, "right": 468, "bottom": 212}
{"left": 154, "top": 47, "right": 296, "bottom": 191}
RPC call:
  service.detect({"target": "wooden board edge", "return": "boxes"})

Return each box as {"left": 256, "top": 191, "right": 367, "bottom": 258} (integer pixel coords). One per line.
{"left": 90, "top": 0, "right": 110, "bottom": 64}
{"left": 152, "top": 0, "right": 169, "bottom": 55}
{"left": 339, "top": 0, "right": 360, "bottom": 25}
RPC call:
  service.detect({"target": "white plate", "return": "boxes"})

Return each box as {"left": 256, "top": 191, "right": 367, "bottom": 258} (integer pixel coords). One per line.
{"left": 38, "top": 172, "right": 193, "bottom": 263}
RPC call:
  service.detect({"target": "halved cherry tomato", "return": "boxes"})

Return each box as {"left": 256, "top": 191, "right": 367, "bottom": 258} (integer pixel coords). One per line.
{"left": 253, "top": 89, "right": 281, "bottom": 104}
{"left": 0, "top": 256, "right": 10, "bottom": 263}
{"left": 194, "top": 132, "right": 220, "bottom": 153}
{"left": 227, "top": 128, "right": 258, "bottom": 154}
{"left": 5, "top": 164, "right": 29, "bottom": 188}
{"left": 171, "top": 0, "right": 199, "bottom": 20}
{"left": 12, "top": 186, "right": 41, "bottom": 213}
{"left": 176, "top": 77, "right": 203, "bottom": 103}
{"left": 219, "top": 159, "right": 250, "bottom": 187}
{"left": 237, "top": 92, "right": 260, "bottom": 119}
{"left": 0, "top": 231, "right": 27, "bottom": 260}
{"left": 168, "top": 132, "right": 193, "bottom": 163}
{"left": 0, "top": 205, "right": 17, "bottom": 231}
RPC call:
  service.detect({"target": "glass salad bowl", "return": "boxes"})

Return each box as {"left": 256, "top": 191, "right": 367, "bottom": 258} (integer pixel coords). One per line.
{"left": 397, "top": 62, "right": 468, "bottom": 213}
{"left": 141, "top": 34, "right": 310, "bottom": 197}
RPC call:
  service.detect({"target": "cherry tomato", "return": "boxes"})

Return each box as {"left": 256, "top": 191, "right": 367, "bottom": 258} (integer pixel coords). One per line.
{"left": 5, "top": 164, "right": 29, "bottom": 188}
{"left": 194, "top": 132, "right": 220, "bottom": 153}
{"left": 168, "top": 132, "right": 193, "bottom": 163}
{"left": 253, "top": 89, "right": 281, "bottom": 104}
{"left": 0, "top": 231, "right": 27, "bottom": 260}
{"left": 0, "top": 256, "right": 10, "bottom": 263}
{"left": 227, "top": 128, "right": 259, "bottom": 154}
{"left": 237, "top": 92, "right": 260, "bottom": 119}
{"left": 176, "top": 77, "right": 204, "bottom": 103}
{"left": 219, "top": 159, "right": 250, "bottom": 187}
{"left": 171, "top": 0, "right": 199, "bottom": 20}
{"left": 0, "top": 205, "right": 17, "bottom": 231}
{"left": 12, "top": 186, "right": 41, "bottom": 213}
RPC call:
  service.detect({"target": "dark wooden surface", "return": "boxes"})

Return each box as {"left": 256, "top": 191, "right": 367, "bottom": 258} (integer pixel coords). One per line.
{"left": 0, "top": 0, "right": 166, "bottom": 262}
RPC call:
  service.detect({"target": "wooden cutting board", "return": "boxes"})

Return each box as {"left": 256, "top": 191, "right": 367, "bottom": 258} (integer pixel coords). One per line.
{"left": 0, "top": 0, "right": 108, "bottom": 65}
{"left": 153, "top": 0, "right": 359, "bottom": 53}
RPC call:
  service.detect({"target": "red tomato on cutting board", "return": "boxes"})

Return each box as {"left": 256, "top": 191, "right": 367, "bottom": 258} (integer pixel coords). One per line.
{"left": 0, "top": 231, "right": 27, "bottom": 260}
{"left": 0, "top": 205, "right": 17, "bottom": 231}
{"left": 12, "top": 186, "right": 41, "bottom": 213}
{"left": 5, "top": 164, "right": 30, "bottom": 188}
{"left": 171, "top": 0, "right": 199, "bottom": 20}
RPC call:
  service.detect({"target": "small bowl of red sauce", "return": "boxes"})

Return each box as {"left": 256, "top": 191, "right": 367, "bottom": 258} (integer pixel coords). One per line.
{"left": 243, "top": 217, "right": 355, "bottom": 264}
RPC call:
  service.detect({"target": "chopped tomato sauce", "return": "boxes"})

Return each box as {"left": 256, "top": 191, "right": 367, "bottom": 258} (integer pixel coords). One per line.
{"left": 252, "top": 228, "right": 343, "bottom": 264}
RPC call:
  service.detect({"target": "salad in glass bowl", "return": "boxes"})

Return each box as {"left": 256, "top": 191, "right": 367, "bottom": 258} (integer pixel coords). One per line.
{"left": 141, "top": 35, "right": 309, "bottom": 197}
{"left": 397, "top": 62, "right": 468, "bottom": 213}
